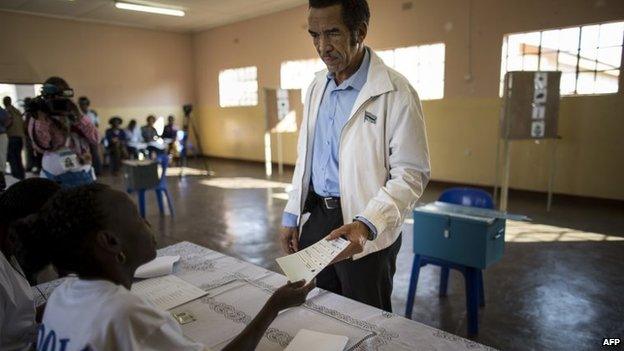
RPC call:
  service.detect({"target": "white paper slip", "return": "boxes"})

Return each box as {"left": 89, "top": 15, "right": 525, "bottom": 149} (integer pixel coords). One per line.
{"left": 276, "top": 238, "right": 349, "bottom": 283}
{"left": 131, "top": 275, "right": 207, "bottom": 311}
{"left": 284, "top": 329, "right": 348, "bottom": 351}
{"left": 135, "top": 255, "right": 180, "bottom": 278}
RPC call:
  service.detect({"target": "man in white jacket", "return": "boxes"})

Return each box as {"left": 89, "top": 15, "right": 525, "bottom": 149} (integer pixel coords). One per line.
{"left": 280, "top": 0, "right": 430, "bottom": 312}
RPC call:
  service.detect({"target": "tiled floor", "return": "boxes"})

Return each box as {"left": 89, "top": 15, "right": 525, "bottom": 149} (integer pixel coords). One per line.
{"left": 91, "top": 158, "right": 624, "bottom": 350}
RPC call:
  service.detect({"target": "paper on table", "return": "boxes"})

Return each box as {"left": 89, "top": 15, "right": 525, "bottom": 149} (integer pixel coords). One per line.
{"left": 276, "top": 238, "right": 349, "bottom": 283}
{"left": 135, "top": 255, "right": 180, "bottom": 278}
{"left": 284, "top": 329, "right": 348, "bottom": 351}
{"left": 131, "top": 275, "right": 207, "bottom": 311}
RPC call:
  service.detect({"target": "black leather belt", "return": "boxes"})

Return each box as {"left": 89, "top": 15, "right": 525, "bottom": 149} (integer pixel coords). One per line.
{"left": 307, "top": 190, "right": 341, "bottom": 210}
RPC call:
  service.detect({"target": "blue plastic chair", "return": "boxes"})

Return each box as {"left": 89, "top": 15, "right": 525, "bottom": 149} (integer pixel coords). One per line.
{"left": 405, "top": 187, "right": 493, "bottom": 336}
{"left": 128, "top": 153, "right": 175, "bottom": 218}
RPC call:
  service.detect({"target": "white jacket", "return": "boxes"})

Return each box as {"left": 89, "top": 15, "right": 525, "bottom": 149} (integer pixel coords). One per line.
{"left": 285, "top": 49, "right": 431, "bottom": 260}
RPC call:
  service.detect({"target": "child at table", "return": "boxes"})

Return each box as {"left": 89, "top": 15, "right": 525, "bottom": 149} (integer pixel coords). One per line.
{"left": 0, "top": 178, "right": 61, "bottom": 350}
{"left": 24, "top": 183, "right": 314, "bottom": 351}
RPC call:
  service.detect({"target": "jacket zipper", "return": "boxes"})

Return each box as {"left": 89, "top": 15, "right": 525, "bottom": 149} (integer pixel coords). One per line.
{"left": 337, "top": 97, "right": 375, "bottom": 214}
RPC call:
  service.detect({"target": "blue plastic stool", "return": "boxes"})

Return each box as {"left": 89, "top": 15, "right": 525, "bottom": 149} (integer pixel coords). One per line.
{"left": 405, "top": 187, "right": 493, "bottom": 336}
{"left": 128, "top": 153, "right": 175, "bottom": 218}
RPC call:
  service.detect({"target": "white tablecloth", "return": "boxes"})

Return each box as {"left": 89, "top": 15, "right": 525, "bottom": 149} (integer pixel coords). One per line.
{"left": 34, "top": 241, "right": 495, "bottom": 351}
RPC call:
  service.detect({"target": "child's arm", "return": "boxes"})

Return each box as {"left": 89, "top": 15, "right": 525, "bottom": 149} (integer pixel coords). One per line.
{"left": 221, "top": 280, "right": 315, "bottom": 351}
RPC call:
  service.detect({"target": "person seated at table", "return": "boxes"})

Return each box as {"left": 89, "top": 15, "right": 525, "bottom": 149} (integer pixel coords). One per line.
{"left": 125, "top": 119, "right": 144, "bottom": 159}
{"left": 104, "top": 116, "right": 128, "bottom": 176}
{"left": 162, "top": 115, "right": 179, "bottom": 157}
{"left": 162, "top": 115, "right": 177, "bottom": 140}
{"left": 0, "top": 178, "right": 61, "bottom": 350}
{"left": 29, "top": 183, "right": 315, "bottom": 351}
{"left": 141, "top": 115, "right": 165, "bottom": 158}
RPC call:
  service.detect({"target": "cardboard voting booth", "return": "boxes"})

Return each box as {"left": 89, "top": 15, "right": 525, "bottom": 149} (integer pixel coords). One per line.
{"left": 413, "top": 202, "right": 529, "bottom": 269}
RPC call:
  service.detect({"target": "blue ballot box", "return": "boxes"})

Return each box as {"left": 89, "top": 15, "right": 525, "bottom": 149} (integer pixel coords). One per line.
{"left": 412, "top": 202, "right": 528, "bottom": 269}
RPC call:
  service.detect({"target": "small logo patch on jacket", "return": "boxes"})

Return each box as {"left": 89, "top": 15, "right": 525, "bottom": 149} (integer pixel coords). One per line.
{"left": 364, "top": 111, "right": 377, "bottom": 124}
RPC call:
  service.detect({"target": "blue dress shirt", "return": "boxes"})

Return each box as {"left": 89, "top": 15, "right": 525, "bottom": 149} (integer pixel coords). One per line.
{"left": 283, "top": 49, "right": 377, "bottom": 238}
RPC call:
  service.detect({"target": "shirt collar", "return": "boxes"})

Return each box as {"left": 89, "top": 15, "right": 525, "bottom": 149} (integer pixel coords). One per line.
{"left": 326, "top": 48, "right": 370, "bottom": 91}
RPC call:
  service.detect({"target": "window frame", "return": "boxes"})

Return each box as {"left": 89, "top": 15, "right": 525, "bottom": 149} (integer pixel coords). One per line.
{"left": 500, "top": 20, "right": 623, "bottom": 97}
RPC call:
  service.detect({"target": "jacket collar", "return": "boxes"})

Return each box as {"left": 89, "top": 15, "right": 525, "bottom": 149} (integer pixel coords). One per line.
{"left": 313, "top": 46, "right": 395, "bottom": 119}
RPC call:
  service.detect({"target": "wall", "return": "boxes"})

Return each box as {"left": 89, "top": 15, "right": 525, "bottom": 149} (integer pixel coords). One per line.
{"left": 0, "top": 11, "right": 195, "bottom": 134}
{"left": 192, "top": 0, "right": 624, "bottom": 200}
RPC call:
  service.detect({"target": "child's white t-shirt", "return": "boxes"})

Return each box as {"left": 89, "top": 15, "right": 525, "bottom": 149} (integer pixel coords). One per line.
{"left": 0, "top": 251, "right": 36, "bottom": 351}
{"left": 38, "top": 277, "right": 206, "bottom": 351}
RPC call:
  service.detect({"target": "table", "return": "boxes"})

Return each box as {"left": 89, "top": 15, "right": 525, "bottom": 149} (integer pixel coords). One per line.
{"left": 34, "top": 241, "right": 495, "bottom": 351}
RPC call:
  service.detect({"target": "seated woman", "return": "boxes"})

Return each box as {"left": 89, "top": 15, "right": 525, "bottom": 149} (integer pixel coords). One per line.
{"left": 30, "top": 184, "right": 314, "bottom": 351}
{"left": 141, "top": 115, "right": 166, "bottom": 157}
{"left": 104, "top": 116, "right": 127, "bottom": 175}
{"left": 0, "top": 178, "right": 61, "bottom": 350}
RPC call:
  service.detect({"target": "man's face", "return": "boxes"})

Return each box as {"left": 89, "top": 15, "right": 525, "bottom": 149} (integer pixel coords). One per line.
{"left": 308, "top": 4, "right": 361, "bottom": 74}
{"left": 3, "top": 98, "right": 11, "bottom": 108}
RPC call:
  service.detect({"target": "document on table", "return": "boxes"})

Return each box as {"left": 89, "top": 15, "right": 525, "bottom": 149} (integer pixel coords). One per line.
{"left": 276, "top": 238, "right": 349, "bottom": 283}
{"left": 284, "top": 329, "right": 348, "bottom": 351}
{"left": 135, "top": 255, "right": 180, "bottom": 278}
{"left": 131, "top": 275, "right": 207, "bottom": 311}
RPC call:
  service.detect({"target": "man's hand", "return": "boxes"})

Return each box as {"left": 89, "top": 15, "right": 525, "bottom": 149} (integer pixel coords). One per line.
{"left": 279, "top": 226, "right": 299, "bottom": 254}
{"left": 325, "top": 221, "right": 371, "bottom": 263}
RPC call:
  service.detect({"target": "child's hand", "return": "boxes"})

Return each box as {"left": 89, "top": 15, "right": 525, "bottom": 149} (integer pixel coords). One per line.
{"left": 268, "top": 280, "right": 315, "bottom": 312}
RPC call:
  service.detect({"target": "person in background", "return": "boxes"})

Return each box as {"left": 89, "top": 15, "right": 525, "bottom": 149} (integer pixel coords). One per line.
{"left": 30, "top": 184, "right": 314, "bottom": 351}
{"left": 28, "top": 77, "right": 99, "bottom": 187}
{"left": 141, "top": 115, "right": 165, "bottom": 157}
{"left": 124, "top": 119, "right": 143, "bottom": 159}
{"left": 78, "top": 96, "right": 102, "bottom": 176}
{"left": 0, "top": 107, "right": 9, "bottom": 191}
{"left": 0, "top": 178, "right": 61, "bottom": 351}
{"left": 162, "top": 115, "right": 178, "bottom": 156}
{"left": 3, "top": 97, "right": 26, "bottom": 181}
{"left": 22, "top": 97, "right": 42, "bottom": 174}
{"left": 162, "top": 115, "right": 177, "bottom": 139}
{"left": 104, "top": 116, "right": 127, "bottom": 176}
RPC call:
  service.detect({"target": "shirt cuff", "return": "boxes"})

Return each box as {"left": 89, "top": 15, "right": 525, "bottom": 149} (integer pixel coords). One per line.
{"left": 355, "top": 216, "right": 378, "bottom": 240}
{"left": 282, "top": 212, "right": 298, "bottom": 228}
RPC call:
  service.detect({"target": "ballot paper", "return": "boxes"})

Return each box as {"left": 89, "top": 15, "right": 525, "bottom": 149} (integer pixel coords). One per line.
{"left": 131, "top": 275, "right": 207, "bottom": 311}
{"left": 135, "top": 255, "right": 180, "bottom": 278}
{"left": 276, "top": 238, "right": 349, "bottom": 283}
{"left": 284, "top": 329, "right": 348, "bottom": 351}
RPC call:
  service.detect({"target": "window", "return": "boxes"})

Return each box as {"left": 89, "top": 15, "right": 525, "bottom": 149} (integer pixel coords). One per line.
{"left": 500, "top": 21, "right": 623, "bottom": 96}
{"left": 377, "top": 43, "right": 445, "bottom": 100}
{"left": 280, "top": 58, "right": 325, "bottom": 102}
{"left": 0, "top": 83, "right": 41, "bottom": 111}
{"left": 218, "top": 66, "right": 258, "bottom": 107}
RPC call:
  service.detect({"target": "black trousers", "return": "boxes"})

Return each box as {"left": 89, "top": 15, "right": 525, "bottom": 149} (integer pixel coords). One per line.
{"left": 299, "top": 194, "right": 402, "bottom": 312}
{"left": 89, "top": 143, "right": 102, "bottom": 176}
{"left": 8, "top": 136, "right": 25, "bottom": 180}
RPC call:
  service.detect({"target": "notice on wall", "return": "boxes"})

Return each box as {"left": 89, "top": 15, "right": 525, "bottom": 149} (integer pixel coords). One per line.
{"left": 501, "top": 71, "right": 560, "bottom": 140}
{"left": 277, "top": 89, "right": 290, "bottom": 121}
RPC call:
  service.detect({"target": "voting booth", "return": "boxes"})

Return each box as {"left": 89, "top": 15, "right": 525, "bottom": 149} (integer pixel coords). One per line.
{"left": 494, "top": 71, "right": 562, "bottom": 212}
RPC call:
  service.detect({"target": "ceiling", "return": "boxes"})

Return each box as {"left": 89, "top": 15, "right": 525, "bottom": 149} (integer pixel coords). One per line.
{"left": 0, "top": 0, "right": 308, "bottom": 33}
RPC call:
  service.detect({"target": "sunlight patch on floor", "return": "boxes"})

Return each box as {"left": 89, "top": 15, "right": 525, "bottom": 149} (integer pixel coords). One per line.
{"left": 200, "top": 177, "right": 290, "bottom": 189}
